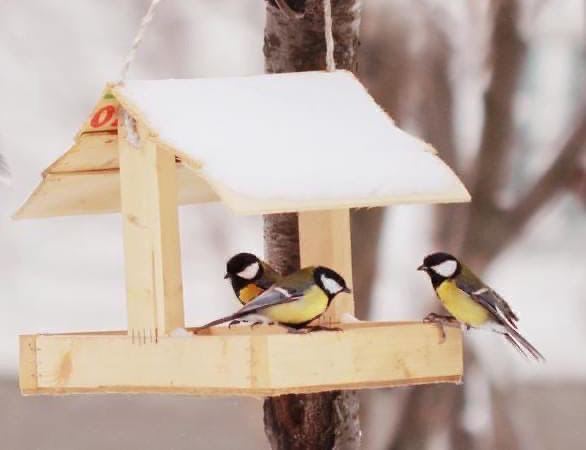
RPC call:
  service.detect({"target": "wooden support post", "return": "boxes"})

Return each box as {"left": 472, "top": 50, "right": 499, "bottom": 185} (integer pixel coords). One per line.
{"left": 118, "top": 110, "right": 184, "bottom": 337}
{"left": 299, "top": 209, "right": 354, "bottom": 323}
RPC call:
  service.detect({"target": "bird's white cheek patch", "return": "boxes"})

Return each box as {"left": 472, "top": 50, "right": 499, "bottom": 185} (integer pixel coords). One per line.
{"left": 432, "top": 260, "right": 458, "bottom": 278}
{"left": 321, "top": 274, "right": 342, "bottom": 294}
{"left": 237, "top": 262, "right": 260, "bottom": 280}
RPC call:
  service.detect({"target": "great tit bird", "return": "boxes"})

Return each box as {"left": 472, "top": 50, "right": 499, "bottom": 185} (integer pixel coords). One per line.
{"left": 196, "top": 266, "right": 351, "bottom": 333}
{"left": 224, "top": 252, "right": 280, "bottom": 305}
{"left": 418, "top": 252, "right": 544, "bottom": 361}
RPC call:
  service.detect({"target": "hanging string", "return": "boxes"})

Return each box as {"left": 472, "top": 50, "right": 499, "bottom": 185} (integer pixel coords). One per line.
{"left": 323, "top": 0, "right": 336, "bottom": 71}
{"left": 119, "top": 0, "right": 163, "bottom": 83}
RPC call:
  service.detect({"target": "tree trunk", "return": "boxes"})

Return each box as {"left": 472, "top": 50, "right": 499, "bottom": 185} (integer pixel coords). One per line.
{"left": 262, "top": 1, "right": 362, "bottom": 449}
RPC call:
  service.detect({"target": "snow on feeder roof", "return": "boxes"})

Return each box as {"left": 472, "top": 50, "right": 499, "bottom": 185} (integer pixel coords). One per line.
{"left": 15, "top": 70, "right": 469, "bottom": 219}
{"left": 17, "top": 70, "right": 467, "bottom": 397}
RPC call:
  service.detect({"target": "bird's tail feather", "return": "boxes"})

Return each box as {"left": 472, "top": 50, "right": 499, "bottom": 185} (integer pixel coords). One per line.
{"left": 193, "top": 313, "right": 241, "bottom": 333}
{"left": 505, "top": 327, "right": 545, "bottom": 362}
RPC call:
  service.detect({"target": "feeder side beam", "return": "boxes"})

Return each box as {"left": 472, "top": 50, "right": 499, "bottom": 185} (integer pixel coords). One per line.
{"left": 19, "top": 323, "right": 463, "bottom": 396}
{"left": 19, "top": 335, "right": 38, "bottom": 394}
{"left": 298, "top": 209, "right": 354, "bottom": 323}
{"left": 118, "top": 110, "right": 185, "bottom": 337}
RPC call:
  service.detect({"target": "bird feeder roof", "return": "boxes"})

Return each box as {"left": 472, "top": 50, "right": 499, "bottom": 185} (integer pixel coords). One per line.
{"left": 15, "top": 70, "right": 469, "bottom": 218}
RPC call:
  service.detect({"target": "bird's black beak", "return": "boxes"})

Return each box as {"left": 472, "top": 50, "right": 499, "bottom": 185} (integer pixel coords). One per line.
{"left": 223, "top": 273, "right": 229, "bottom": 279}
{"left": 343, "top": 287, "right": 352, "bottom": 294}
{"left": 417, "top": 264, "right": 427, "bottom": 271}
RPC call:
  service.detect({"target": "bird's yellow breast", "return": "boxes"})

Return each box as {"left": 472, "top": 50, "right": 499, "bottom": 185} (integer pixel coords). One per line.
{"left": 238, "top": 284, "right": 264, "bottom": 304}
{"left": 263, "top": 285, "right": 329, "bottom": 325}
{"left": 436, "top": 280, "right": 490, "bottom": 327}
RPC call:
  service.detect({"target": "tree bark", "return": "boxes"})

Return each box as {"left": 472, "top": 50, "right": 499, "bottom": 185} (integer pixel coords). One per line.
{"left": 262, "top": 1, "right": 362, "bottom": 449}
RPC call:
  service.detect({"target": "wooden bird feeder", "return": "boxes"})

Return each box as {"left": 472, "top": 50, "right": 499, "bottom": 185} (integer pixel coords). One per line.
{"left": 17, "top": 70, "right": 469, "bottom": 397}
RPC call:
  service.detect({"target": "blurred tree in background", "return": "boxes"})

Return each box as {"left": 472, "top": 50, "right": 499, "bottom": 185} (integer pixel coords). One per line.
{"left": 358, "top": 0, "right": 585, "bottom": 448}
{"left": 0, "top": 1, "right": 583, "bottom": 449}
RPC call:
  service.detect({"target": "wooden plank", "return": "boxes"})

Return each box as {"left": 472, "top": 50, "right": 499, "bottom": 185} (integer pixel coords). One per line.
{"left": 15, "top": 156, "right": 469, "bottom": 219}
{"left": 20, "top": 322, "right": 463, "bottom": 396}
{"left": 79, "top": 91, "right": 119, "bottom": 134}
{"left": 14, "top": 169, "right": 122, "bottom": 219}
{"left": 47, "top": 132, "right": 119, "bottom": 174}
{"left": 13, "top": 166, "right": 219, "bottom": 219}
{"left": 19, "top": 335, "right": 38, "bottom": 394}
{"left": 118, "top": 111, "right": 184, "bottom": 336}
{"left": 298, "top": 209, "right": 354, "bottom": 324}
{"left": 210, "top": 178, "right": 470, "bottom": 215}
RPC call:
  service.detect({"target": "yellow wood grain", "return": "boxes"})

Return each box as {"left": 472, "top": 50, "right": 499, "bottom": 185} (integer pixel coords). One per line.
{"left": 15, "top": 173, "right": 469, "bottom": 218}
{"left": 13, "top": 166, "right": 218, "bottom": 220}
{"left": 47, "top": 132, "right": 118, "bottom": 174}
{"left": 207, "top": 178, "right": 470, "bottom": 216}
{"left": 299, "top": 209, "right": 354, "bottom": 323}
{"left": 119, "top": 110, "right": 184, "bottom": 336}
{"left": 19, "top": 335, "right": 38, "bottom": 394}
{"left": 20, "top": 322, "right": 463, "bottom": 396}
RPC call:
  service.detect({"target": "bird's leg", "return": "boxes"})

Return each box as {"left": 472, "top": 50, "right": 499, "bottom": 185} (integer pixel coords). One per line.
{"left": 423, "top": 312, "right": 459, "bottom": 344}
{"left": 304, "top": 324, "right": 343, "bottom": 333}
{"left": 250, "top": 320, "right": 265, "bottom": 328}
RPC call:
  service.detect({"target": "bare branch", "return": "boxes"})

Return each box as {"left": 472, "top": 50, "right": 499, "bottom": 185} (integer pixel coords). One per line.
{"left": 491, "top": 106, "right": 586, "bottom": 256}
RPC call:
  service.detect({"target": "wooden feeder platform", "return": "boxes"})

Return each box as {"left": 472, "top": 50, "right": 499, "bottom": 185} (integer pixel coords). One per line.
{"left": 21, "top": 323, "right": 462, "bottom": 396}
{"left": 16, "top": 70, "right": 469, "bottom": 397}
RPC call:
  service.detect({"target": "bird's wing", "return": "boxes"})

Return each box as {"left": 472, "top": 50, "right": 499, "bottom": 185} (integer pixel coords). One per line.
{"left": 455, "top": 268, "right": 518, "bottom": 329}
{"left": 241, "top": 267, "right": 316, "bottom": 314}
{"left": 456, "top": 267, "right": 543, "bottom": 361}
{"left": 195, "top": 280, "right": 309, "bottom": 331}
{"left": 236, "top": 284, "right": 305, "bottom": 316}
{"left": 488, "top": 288, "right": 519, "bottom": 327}
{"left": 195, "top": 268, "right": 317, "bottom": 332}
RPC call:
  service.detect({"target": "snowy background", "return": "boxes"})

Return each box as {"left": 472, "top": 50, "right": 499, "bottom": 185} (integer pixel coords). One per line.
{"left": 0, "top": 1, "right": 584, "bottom": 449}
